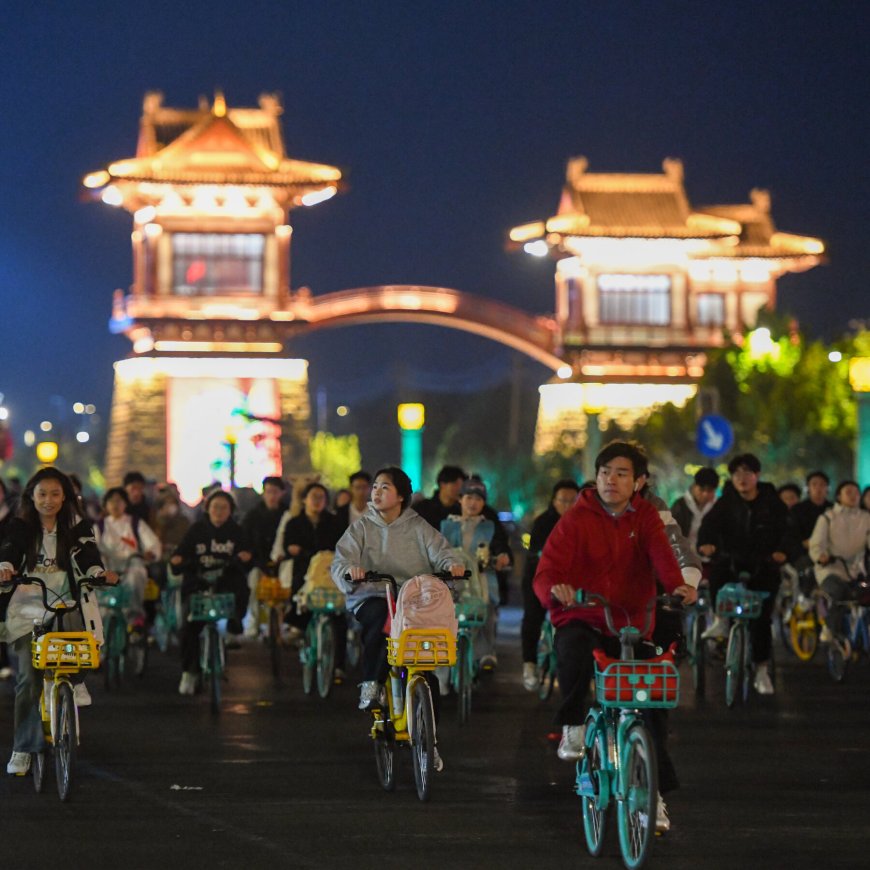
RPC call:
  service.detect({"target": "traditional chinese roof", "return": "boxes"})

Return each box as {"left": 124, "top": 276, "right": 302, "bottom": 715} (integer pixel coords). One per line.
{"left": 698, "top": 189, "right": 825, "bottom": 259}
{"left": 84, "top": 92, "right": 342, "bottom": 193}
{"left": 510, "top": 157, "right": 741, "bottom": 243}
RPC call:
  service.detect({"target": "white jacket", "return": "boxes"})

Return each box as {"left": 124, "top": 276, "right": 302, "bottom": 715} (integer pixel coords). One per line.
{"left": 809, "top": 504, "right": 870, "bottom": 583}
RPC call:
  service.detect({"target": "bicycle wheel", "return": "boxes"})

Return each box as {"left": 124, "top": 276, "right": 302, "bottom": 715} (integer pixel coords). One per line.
{"left": 616, "top": 724, "right": 658, "bottom": 870}
{"left": 373, "top": 730, "right": 396, "bottom": 792}
{"left": 54, "top": 683, "right": 77, "bottom": 802}
{"left": 209, "top": 628, "right": 223, "bottom": 714}
{"left": 579, "top": 714, "right": 611, "bottom": 857}
{"left": 410, "top": 678, "right": 436, "bottom": 802}
{"left": 827, "top": 637, "right": 849, "bottom": 683}
{"left": 346, "top": 626, "right": 361, "bottom": 671}
{"left": 456, "top": 633, "right": 472, "bottom": 726}
{"left": 741, "top": 626, "right": 753, "bottom": 703}
{"left": 32, "top": 750, "right": 47, "bottom": 793}
{"left": 725, "top": 623, "right": 742, "bottom": 708}
{"left": 301, "top": 623, "right": 316, "bottom": 695}
{"left": 128, "top": 625, "right": 148, "bottom": 678}
{"left": 317, "top": 618, "right": 336, "bottom": 699}
{"left": 788, "top": 605, "right": 819, "bottom": 662}
{"left": 690, "top": 610, "right": 707, "bottom": 697}
{"left": 104, "top": 614, "right": 125, "bottom": 690}
{"left": 536, "top": 629, "right": 556, "bottom": 701}
{"left": 153, "top": 611, "right": 170, "bottom": 654}
{"left": 268, "top": 606, "right": 281, "bottom": 681}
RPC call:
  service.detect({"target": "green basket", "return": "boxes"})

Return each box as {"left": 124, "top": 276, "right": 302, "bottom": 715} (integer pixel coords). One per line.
{"left": 716, "top": 583, "right": 767, "bottom": 620}
{"left": 594, "top": 660, "right": 680, "bottom": 709}
{"left": 189, "top": 592, "right": 236, "bottom": 622}
{"left": 455, "top": 596, "right": 487, "bottom": 627}
{"left": 305, "top": 587, "right": 345, "bottom": 612}
{"left": 96, "top": 586, "right": 131, "bottom": 609}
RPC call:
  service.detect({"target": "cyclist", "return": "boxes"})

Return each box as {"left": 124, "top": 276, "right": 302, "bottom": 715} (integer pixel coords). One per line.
{"left": 533, "top": 441, "right": 696, "bottom": 831}
{"left": 809, "top": 480, "right": 870, "bottom": 639}
{"left": 783, "top": 471, "right": 832, "bottom": 565}
{"left": 441, "top": 477, "right": 512, "bottom": 671}
{"left": 670, "top": 467, "right": 719, "bottom": 553}
{"left": 334, "top": 471, "right": 373, "bottom": 534}
{"left": 123, "top": 470, "right": 153, "bottom": 525}
{"left": 777, "top": 483, "right": 802, "bottom": 509}
{"left": 0, "top": 467, "right": 117, "bottom": 775}
{"left": 94, "top": 486, "right": 161, "bottom": 621}
{"left": 413, "top": 465, "right": 467, "bottom": 530}
{"left": 697, "top": 453, "right": 788, "bottom": 694}
{"left": 331, "top": 466, "right": 464, "bottom": 767}
{"left": 520, "top": 479, "right": 580, "bottom": 691}
{"left": 241, "top": 476, "right": 287, "bottom": 636}
{"left": 170, "top": 490, "right": 252, "bottom": 695}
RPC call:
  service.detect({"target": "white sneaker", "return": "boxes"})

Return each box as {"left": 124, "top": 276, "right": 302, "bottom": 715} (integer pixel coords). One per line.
{"left": 333, "top": 668, "right": 347, "bottom": 685}
{"left": 480, "top": 654, "right": 498, "bottom": 671}
{"left": 73, "top": 683, "right": 92, "bottom": 707}
{"left": 358, "top": 680, "right": 380, "bottom": 710}
{"left": 753, "top": 663, "right": 774, "bottom": 695}
{"left": 522, "top": 662, "right": 538, "bottom": 692}
{"left": 819, "top": 625, "right": 832, "bottom": 643}
{"left": 656, "top": 793, "right": 671, "bottom": 834}
{"left": 701, "top": 615, "right": 729, "bottom": 640}
{"left": 433, "top": 745, "right": 444, "bottom": 772}
{"left": 557, "top": 724, "right": 586, "bottom": 761}
{"left": 6, "top": 751, "right": 30, "bottom": 776}
{"left": 178, "top": 672, "right": 197, "bottom": 695}
{"left": 0, "top": 666, "right": 13, "bottom": 680}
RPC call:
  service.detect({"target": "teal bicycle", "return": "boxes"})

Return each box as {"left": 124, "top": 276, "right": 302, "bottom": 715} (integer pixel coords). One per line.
{"left": 535, "top": 614, "right": 558, "bottom": 700}
{"left": 451, "top": 595, "right": 487, "bottom": 725}
{"left": 97, "top": 584, "right": 130, "bottom": 690}
{"left": 188, "top": 588, "right": 236, "bottom": 714}
{"left": 716, "top": 580, "right": 770, "bottom": 707}
{"left": 299, "top": 587, "right": 346, "bottom": 698}
{"left": 575, "top": 591, "right": 682, "bottom": 870}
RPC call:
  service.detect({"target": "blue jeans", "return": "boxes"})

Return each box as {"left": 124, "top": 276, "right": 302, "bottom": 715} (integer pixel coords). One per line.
{"left": 11, "top": 633, "right": 45, "bottom": 753}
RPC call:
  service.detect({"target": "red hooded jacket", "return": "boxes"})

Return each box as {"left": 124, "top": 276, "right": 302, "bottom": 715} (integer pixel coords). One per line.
{"left": 533, "top": 488, "right": 683, "bottom": 636}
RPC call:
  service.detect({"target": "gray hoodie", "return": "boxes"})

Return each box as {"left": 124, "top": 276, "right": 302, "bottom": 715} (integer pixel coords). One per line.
{"left": 331, "top": 505, "right": 459, "bottom": 612}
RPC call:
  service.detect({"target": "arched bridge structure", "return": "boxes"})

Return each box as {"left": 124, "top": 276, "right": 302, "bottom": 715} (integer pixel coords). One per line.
{"left": 280, "top": 285, "right": 564, "bottom": 371}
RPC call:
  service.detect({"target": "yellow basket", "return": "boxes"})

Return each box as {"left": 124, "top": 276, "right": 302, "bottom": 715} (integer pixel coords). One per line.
{"left": 32, "top": 632, "right": 101, "bottom": 672}
{"left": 387, "top": 629, "right": 456, "bottom": 668}
{"left": 257, "top": 576, "right": 292, "bottom": 602}
{"left": 144, "top": 578, "right": 161, "bottom": 602}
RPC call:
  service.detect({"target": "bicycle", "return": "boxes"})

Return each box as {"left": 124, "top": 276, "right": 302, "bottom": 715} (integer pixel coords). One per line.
{"left": 255, "top": 572, "right": 293, "bottom": 681}
{"left": 96, "top": 583, "right": 130, "bottom": 690}
{"left": 574, "top": 590, "right": 682, "bottom": 870}
{"left": 451, "top": 592, "right": 487, "bottom": 725}
{"left": 298, "top": 586, "right": 346, "bottom": 698}
{"left": 2, "top": 574, "right": 108, "bottom": 801}
{"left": 683, "top": 580, "right": 712, "bottom": 697}
{"left": 347, "top": 570, "right": 461, "bottom": 802}
{"left": 188, "top": 584, "right": 236, "bottom": 714}
{"left": 535, "top": 614, "right": 558, "bottom": 700}
{"left": 152, "top": 569, "right": 182, "bottom": 654}
{"left": 824, "top": 559, "right": 870, "bottom": 683}
{"left": 715, "top": 579, "right": 770, "bottom": 707}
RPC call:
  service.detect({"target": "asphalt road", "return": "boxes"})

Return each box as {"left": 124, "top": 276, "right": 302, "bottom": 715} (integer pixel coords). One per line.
{"left": 1, "top": 609, "right": 868, "bottom": 870}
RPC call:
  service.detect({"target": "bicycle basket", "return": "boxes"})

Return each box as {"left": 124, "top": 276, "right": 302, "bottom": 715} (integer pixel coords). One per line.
{"left": 455, "top": 596, "right": 487, "bottom": 627}
{"left": 593, "top": 653, "right": 679, "bottom": 709}
{"left": 96, "top": 585, "right": 131, "bottom": 609}
{"left": 144, "top": 578, "right": 161, "bottom": 602}
{"left": 189, "top": 593, "right": 236, "bottom": 622}
{"left": 256, "top": 576, "right": 292, "bottom": 602}
{"left": 716, "top": 583, "right": 766, "bottom": 619}
{"left": 387, "top": 629, "right": 456, "bottom": 667}
{"left": 305, "top": 587, "right": 345, "bottom": 612}
{"left": 32, "top": 632, "right": 100, "bottom": 671}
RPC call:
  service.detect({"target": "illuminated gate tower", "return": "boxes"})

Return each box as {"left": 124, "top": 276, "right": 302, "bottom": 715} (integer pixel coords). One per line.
{"left": 508, "top": 158, "right": 825, "bottom": 454}
{"left": 83, "top": 92, "right": 342, "bottom": 503}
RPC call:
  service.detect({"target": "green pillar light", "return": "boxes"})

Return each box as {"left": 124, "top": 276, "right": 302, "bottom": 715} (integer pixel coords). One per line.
{"left": 849, "top": 359, "right": 870, "bottom": 485}
{"left": 397, "top": 403, "right": 425, "bottom": 492}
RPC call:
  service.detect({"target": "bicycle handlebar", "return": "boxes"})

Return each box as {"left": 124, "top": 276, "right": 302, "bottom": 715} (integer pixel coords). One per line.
{"left": 0, "top": 573, "right": 113, "bottom": 614}
{"left": 554, "top": 590, "right": 688, "bottom": 639}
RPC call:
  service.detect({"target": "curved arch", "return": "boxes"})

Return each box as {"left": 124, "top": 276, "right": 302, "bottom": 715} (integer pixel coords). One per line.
{"left": 283, "top": 285, "right": 564, "bottom": 371}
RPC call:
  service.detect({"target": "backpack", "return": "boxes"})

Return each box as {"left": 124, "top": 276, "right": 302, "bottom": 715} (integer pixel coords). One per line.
{"left": 390, "top": 574, "right": 458, "bottom": 639}
{"left": 299, "top": 550, "right": 337, "bottom": 596}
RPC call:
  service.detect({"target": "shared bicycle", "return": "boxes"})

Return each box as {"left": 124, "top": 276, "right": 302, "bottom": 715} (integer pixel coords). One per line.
{"left": 299, "top": 586, "right": 346, "bottom": 698}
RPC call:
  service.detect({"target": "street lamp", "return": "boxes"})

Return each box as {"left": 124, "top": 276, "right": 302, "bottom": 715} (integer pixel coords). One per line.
{"left": 397, "top": 403, "right": 425, "bottom": 492}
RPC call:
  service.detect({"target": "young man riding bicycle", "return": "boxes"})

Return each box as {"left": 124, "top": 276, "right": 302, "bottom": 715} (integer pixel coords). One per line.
{"left": 533, "top": 441, "right": 696, "bottom": 831}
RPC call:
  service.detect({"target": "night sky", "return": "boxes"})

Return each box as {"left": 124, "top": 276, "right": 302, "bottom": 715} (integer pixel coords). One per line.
{"left": 0, "top": 0, "right": 866, "bottom": 449}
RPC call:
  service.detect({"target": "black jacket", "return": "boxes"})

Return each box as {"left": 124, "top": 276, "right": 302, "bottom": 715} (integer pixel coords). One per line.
{"left": 697, "top": 482, "right": 787, "bottom": 582}
{"left": 241, "top": 501, "right": 284, "bottom": 570}
{"left": 784, "top": 499, "right": 833, "bottom": 562}
{"left": 172, "top": 517, "right": 252, "bottom": 595}
{"left": 278, "top": 511, "right": 341, "bottom": 586}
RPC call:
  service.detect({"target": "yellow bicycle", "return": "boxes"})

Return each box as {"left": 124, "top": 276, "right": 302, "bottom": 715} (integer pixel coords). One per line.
{"left": 6, "top": 575, "right": 104, "bottom": 801}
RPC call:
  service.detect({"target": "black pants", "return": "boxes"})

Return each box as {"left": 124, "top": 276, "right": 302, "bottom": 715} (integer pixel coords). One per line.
{"left": 180, "top": 576, "right": 247, "bottom": 672}
{"left": 554, "top": 620, "right": 679, "bottom": 794}
{"left": 521, "top": 559, "right": 546, "bottom": 663}
{"left": 355, "top": 596, "right": 441, "bottom": 722}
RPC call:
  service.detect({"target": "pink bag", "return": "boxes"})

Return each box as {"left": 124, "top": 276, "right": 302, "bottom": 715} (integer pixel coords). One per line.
{"left": 390, "top": 574, "right": 458, "bottom": 639}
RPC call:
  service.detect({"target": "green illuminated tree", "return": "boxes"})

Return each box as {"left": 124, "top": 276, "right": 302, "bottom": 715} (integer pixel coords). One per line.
{"left": 309, "top": 432, "right": 362, "bottom": 491}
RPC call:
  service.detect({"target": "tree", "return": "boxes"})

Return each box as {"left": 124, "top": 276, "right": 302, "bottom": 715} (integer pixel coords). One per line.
{"left": 309, "top": 432, "right": 362, "bottom": 491}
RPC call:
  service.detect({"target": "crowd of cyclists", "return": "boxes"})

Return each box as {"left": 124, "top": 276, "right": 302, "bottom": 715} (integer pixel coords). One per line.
{"left": 1, "top": 449, "right": 869, "bottom": 832}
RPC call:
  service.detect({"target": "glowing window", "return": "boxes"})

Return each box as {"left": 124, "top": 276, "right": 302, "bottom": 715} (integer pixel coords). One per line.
{"left": 171, "top": 233, "right": 264, "bottom": 296}
{"left": 696, "top": 293, "right": 725, "bottom": 327}
{"left": 597, "top": 274, "right": 671, "bottom": 326}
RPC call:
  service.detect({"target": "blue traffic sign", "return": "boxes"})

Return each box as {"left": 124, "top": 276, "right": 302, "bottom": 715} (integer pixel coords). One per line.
{"left": 696, "top": 414, "right": 734, "bottom": 458}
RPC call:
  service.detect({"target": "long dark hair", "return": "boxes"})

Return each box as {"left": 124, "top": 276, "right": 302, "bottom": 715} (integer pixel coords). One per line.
{"left": 17, "top": 467, "right": 83, "bottom": 572}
